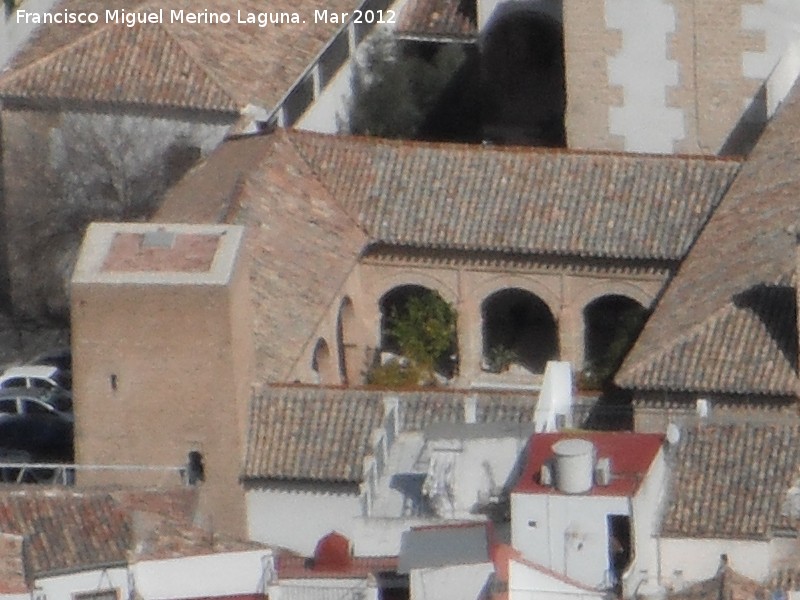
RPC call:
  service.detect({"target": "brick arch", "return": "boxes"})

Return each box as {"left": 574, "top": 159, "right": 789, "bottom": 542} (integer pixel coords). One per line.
{"left": 373, "top": 272, "right": 458, "bottom": 306}
{"left": 472, "top": 275, "right": 561, "bottom": 319}
{"left": 573, "top": 281, "right": 655, "bottom": 313}
{"left": 480, "top": 286, "right": 560, "bottom": 373}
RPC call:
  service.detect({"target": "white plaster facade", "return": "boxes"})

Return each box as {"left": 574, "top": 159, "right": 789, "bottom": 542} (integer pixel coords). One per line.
{"left": 658, "top": 538, "right": 771, "bottom": 587}
{"left": 269, "top": 577, "right": 380, "bottom": 600}
{"left": 245, "top": 483, "right": 428, "bottom": 556}
{"left": 605, "top": 0, "right": 684, "bottom": 153}
{"left": 10, "top": 550, "right": 272, "bottom": 600}
{"left": 510, "top": 446, "right": 666, "bottom": 595}
{"left": 508, "top": 559, "right": 607, "bottom": 600}
{"left": 409, "top": 562, "right": 495, "bottom": 600}
{"left": 132, "top": 551, "right": 272, "bottom": 600}
{"left": 512, "top": 491, "right": 629, "bottom": 589}
{"left": 246, "top": 485, "right": 364, "bottom": 555}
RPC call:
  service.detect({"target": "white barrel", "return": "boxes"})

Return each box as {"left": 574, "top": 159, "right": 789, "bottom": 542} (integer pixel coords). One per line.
{"left": 552, "top": 438, "right": 594, "bottom": 494}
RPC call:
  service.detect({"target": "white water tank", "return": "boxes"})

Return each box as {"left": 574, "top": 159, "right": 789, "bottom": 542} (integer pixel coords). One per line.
{"left": 552, "top": 438, "right": 595, "bottom": 494}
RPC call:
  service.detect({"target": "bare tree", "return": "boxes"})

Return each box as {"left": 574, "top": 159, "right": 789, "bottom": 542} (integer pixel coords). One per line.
{"left": 5, "top": 111, "right": 211, "bottom": 322}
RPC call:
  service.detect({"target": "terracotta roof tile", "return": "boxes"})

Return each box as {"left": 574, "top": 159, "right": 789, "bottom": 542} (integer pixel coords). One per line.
{"left": 0, "top": 23, "right": 238, "bottom": 112}
{"left": 160, "top": 130, "right": 741, "bottom": 380}
{"left": 396, "top": 0, "right": 477, "bottom": 39}
{"left": 617, "top": 79, "right": 800, "bottom": 395}
{"left": 619, "top": 283, "right": 796, "bottom": 395}
{"left": 662, "top": 423, "right": 800, "bottom": 539}
{"left": 243, "top": 385, "right": 535, "bottom": 483}
{"left": 0, "top": 487, "right": 265, "bottom": 579}
{"left": 1, "top": 0, "right": 358, "bottom": 112}
{"left": 0, "top": 491, "right": 130, "bottom": 577}
{"left": 284, "top": 131, "right": 741, "bottom": 261}
{"left": 668, "top": 560, "right": 768, "bottom": 600}
{"left": 159, "top": 133, "right": 367, "bottom": 382}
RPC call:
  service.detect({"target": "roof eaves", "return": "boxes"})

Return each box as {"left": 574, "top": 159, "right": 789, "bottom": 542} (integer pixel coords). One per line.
{"left": 0, "top": 20, "right": 240, "bottom": 113}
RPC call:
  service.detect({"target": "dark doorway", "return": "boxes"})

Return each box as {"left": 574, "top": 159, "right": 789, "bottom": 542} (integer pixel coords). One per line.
{"left": 583, "top": 295, "right": 647, "bottom": 386}
{"left": 481, "top": 1, "right": 566, "bottom": 146}
{"left": 608, "top": 514, "right": 632, "bottom": 585}
{"left": 482, "top": 288, "right": 558, "bottom": 373}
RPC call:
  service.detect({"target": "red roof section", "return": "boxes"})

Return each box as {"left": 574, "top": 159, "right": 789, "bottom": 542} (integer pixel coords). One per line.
{"left": 513, "top": 432, "right": 664, "bottom": 496}
{"left": 277, "top": 555, "right": 398, "bottom": 579}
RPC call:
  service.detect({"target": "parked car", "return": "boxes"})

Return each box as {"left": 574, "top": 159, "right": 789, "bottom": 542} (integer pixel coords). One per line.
{"left": 0, "top": 365, "right": 72, "bottom": 394}
{"left": 0, "top": 389, "right": 74, "bottom": 456}
{"left": 30, "top": 348, "right": 72, "bottom": 372}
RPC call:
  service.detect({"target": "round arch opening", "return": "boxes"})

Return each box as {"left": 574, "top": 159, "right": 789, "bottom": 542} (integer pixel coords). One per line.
{"left": 336, "top": 298, "right": 356, "bottom": 384}
{"left": 379, "top": 285, "right": 458, "bottom": 379}
{"left": 583, "top": 295, "right": 648, "bottom": 385}
{"left": 312, "top": 338, "right": 335, "bottom": 385}
{"left": 481, "top": 2, "right": 566, "bottom": 146}
{"left": 481, "top": 288, "right": 558, "bottom": 374}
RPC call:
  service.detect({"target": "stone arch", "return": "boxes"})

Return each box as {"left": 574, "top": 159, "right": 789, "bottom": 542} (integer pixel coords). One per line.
{"left": 481, "top": 287, "right": 559, "bottom": 374}
{"left": 481, "top": 0, "right": 566, "bottom": 146}
{"left": 379, "top": 284, "right": 458, "bottom": 377}
{"left": 582, "top": 294, "right": 648, "bottom": 382}
{"left": 336, "top": 297, "right": 357, "bottom": 385}
{"left": 311, "top": 338, "right": 336, "bottom": 384}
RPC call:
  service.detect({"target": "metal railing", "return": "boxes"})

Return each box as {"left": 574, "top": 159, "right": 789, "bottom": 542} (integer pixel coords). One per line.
{"left": 0, "top": 461, "right": 187, "bottom": 486}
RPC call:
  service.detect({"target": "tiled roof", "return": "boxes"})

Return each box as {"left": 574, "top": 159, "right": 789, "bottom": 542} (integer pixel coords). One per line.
{"left": 617, "top": 78, "right": 800, "bottom": 396}
{"left": 396, "top": 0, "right": 478, "bottom": 39}
{"left": 158, "top": 134, "right": 367, "bottom": 383}
{"left": 0, "top": 487, "right": 263, "bottom": 581}
{"left": 284, "top": 131, "right": 741, "bottom": 261}
{"left": 662, "top": 423, "right": 800, "bottom": 539}
{"left": 0, "top": 23, "right": 237, "bottom": 113}
{"left": 164, "top": 129, "right": 741, "bottom": 262}
{"left": 160, "top": 130, "right": 741, "bottom": 381}
{"left": 242, "top": 385, "right": 536, "bottom": 483}
{"left": 0, "top": 491, "right": 130, "bottom": 577}
{"left": 0, "top": 0, "right": 358, "bottom": 112}
{"left": 668, "top": 559, "right": 768, "bottom": 600}
{"left": 619, "top": 283, "right": 796, "bottom": 396}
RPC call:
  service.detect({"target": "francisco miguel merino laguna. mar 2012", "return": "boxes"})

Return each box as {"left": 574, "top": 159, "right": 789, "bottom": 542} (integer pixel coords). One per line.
{"left": 16, "top": 8, "right": 306, "bottom": 27}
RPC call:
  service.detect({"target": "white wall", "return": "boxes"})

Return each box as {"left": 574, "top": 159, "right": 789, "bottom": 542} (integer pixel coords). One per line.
{"left": 509, "top": 559, "right": 606, "bottom": 600}
{"left": 247, "top": 483, "right": 482, "bottom": 556}
{"left": 296, "top": 57, "right": 353, "bottom": 134}
{"left": 410, "top": 563, "right": 494, "bottom": 600}
{"left": 247, "top": 485, "right": 364, "bottom": 555}
{"left": 605, "top": 0, "right": 684, "bottom": 153}
{"left": 624, "top": 450, "right": 667, "bottom": 597}
{"left": 270, "top": 578, "right": 380, "bottom": 600}
{"left": 511, "top": 492, "right": 629, "bottom": 589}
{"left": 658, "top": 537, "right": 770, "bottom": 586}
{"left": 34, "top": 567, "right": 131, "bottom": 600}
{"left": 132, "top": 550, "right": 272, "bottom": 599}
{"left": 742, "top": 0, "right": 800, "bottom": 81}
